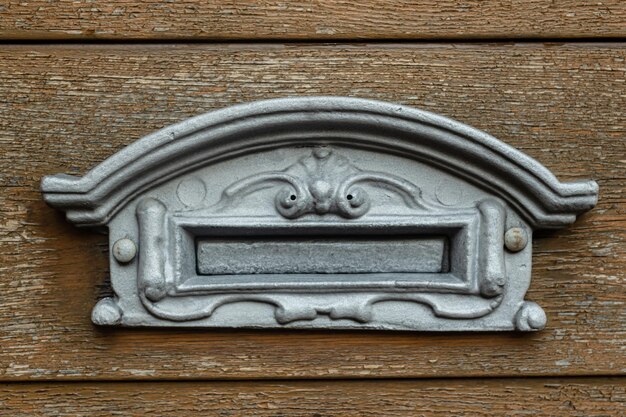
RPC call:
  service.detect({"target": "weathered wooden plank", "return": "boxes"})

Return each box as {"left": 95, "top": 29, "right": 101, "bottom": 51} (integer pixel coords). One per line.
{"left": 0, "top": 1, "right": 625, "bottom": 40}
{"left": 0, "top": 378, "right": 624, "bottom": 416}
{"left": 0, "top": 44, "right": 624, "bottom": 380}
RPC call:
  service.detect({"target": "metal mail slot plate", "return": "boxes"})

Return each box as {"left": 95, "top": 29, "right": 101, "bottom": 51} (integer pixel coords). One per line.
{"left": 41, "top": 97, "right": 598, "bottom": 331}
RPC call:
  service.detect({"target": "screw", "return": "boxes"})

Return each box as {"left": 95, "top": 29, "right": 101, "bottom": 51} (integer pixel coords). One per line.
{"left": 112, "top": 238, "right": 137, "bottom": 263}
{"left": 504, "top": 227, "right": 528, "bottom": 252}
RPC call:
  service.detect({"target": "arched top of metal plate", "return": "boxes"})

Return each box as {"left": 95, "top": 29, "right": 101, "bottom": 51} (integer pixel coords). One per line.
{"left": 41, "top": 96, "right": 598, "bottom": 228}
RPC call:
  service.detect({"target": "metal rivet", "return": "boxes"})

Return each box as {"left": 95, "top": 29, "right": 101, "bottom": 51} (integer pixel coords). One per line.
{"left": 112, "top": 238, "right": 137, "bottom": 263}
{"left": 504, "top": 227, "right": 528, "bottom": 252}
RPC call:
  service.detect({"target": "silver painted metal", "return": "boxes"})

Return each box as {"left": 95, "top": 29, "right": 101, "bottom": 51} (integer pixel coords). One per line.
{"left": 112, "top": 238, "right": 137, "bottom": 263}
{"left": 41, "top": 97, "right": 598, "bottom": 331}
{"left": 504, "top": 227, "right": 528, "bottom": 253}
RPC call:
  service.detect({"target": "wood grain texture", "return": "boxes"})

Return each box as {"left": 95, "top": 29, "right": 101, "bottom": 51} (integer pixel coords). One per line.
{"left": 1, "top": 378, "right": 624, "bottom": 416}
{"left": 0, "top": 1, "right": 625, "bottom": 40}
{"left": 0, "top": 44, "right": 624, "bottom": 381}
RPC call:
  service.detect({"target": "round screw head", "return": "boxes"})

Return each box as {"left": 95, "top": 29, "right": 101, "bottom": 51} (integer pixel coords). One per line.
{"left": 112, "top": 238, "right": 137, "bottom": 263}
{"left": 504, "top": 227, "right": 528, "bottom": 252}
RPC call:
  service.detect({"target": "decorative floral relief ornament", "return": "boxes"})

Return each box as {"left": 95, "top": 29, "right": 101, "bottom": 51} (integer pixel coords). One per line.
{"left": 218, "top": 146, "right": 428, "bottom": 219}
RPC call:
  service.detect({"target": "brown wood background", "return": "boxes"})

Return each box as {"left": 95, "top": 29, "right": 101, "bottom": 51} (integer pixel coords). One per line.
{"left": 0, "top": 2, "right": 624, "bottom": 416}
{"left": 1, "top": 1, "right": 625, "bottom": 40}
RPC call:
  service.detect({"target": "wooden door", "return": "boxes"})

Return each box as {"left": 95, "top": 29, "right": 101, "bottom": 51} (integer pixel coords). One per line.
{"left": 1, "top": 2, "right": 624, "bottom": 415}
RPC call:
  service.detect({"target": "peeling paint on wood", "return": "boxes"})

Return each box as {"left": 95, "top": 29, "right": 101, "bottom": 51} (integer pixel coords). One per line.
{"left": 0, "top": 1, "right": 624, "bottom": 40}
{"left": 0, "top": 378, "right": 624, "bottom": 416}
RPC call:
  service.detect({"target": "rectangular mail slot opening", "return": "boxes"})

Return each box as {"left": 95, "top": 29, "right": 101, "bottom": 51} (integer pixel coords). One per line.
{"left": 196, "top": 235, "right": 450, "bottom": 276}
{"left": 172, "top": 216, "right": 477, "bottom": 293}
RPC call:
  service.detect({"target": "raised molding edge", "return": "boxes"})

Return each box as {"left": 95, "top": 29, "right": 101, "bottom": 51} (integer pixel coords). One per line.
{"left": 41, "top": 97, "right": 598, "bottom": 229}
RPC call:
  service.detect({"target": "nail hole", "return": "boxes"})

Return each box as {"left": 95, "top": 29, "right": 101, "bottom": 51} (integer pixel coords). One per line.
{"left": 347, "top": 194, "right": 353, "bottom": 200}
{"left": 290, "top": 194, "right": 296, "bottom": 200}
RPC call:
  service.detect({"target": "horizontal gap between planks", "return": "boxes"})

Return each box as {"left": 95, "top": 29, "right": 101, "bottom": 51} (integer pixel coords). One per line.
{"left": 3, "top": 373, "right": 626, "bottom": 384}
{"left": 0, "top": 36, "right": 625, "bottom": 46}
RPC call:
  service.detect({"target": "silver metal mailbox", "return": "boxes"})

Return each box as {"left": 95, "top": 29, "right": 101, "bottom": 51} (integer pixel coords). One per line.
{"left": 41, "top": 97, "right": 598, "bottom": 331}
